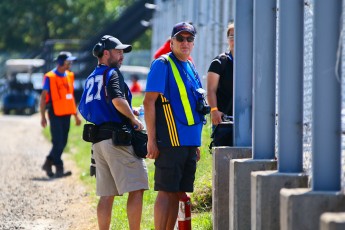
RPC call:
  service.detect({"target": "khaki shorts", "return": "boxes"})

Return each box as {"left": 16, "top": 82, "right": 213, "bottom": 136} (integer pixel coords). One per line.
{"left": 92, "top": 139, "right": 149, "bottom": 196}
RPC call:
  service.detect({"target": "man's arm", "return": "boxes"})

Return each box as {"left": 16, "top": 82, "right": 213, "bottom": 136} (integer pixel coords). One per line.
{"left": 112, "top": 98, "right": 143, "bottom": 130}
{"left": 143, "top": 92, "right": 160, "bottom": 159}
{"left": 207, "top": 71, "right": 223, "bottom": 125}
{"left": 40, "top": 90, "right": 48, "bottom": 128}
{"left": 106, "top": 70, "right": 143, "bottom": 130}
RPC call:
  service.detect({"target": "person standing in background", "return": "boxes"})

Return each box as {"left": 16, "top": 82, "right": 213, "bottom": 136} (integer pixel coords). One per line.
{"left": 207, "top": 23, "right": 234, "bottom": 126}
{"left": 40, "top": 51, "right": 81, "bottom": 178}
{"left": 153, "top": 37, "right": 172, "bottom": 59}
{"left": 130, "top": 74, "right": 142, "bottom": 93}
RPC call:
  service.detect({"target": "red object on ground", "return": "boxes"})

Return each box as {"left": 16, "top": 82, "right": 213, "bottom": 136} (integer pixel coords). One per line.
{"left": 177, "top": 193, "right": 192, "bottom": 230}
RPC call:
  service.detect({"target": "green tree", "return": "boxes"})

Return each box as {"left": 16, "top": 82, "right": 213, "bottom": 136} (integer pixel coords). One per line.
{"left": 0, "top": 0, "right": 139, "bottom": 52}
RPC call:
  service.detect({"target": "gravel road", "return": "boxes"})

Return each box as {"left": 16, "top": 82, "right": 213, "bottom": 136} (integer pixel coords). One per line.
{"left": 0, "top": 114, "right": 97, "bottom": 230}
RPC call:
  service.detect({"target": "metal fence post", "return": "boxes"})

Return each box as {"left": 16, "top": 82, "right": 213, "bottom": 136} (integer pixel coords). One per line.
{"left": 277, "top": 0, "right": 304, "bottom": 172}
{"left": 252, "top": 0, "right": 277, "bottom": 159}
{"left": 312, "top": 0, "right": 342, "bottom": 191}
{"left": 234, "top": 0, "right": 253, "bottom": 147}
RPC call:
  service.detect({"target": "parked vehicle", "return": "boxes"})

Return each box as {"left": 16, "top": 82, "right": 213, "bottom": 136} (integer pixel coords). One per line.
{"left": 2, "top": 59, "right": 45, "bottom": 115}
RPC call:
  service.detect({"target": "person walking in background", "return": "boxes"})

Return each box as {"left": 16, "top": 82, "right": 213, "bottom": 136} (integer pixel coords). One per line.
{"left": 78, "top": 35, "right": 149, "bottom": 230}
{"left": 144, "top": 22, "right": 207, "bottom": 230}
{"left": 207, "top": 23, "right": 234, "bottom": 126}
{"left": 40, "top": 51, "right": 81, "bottom": 178}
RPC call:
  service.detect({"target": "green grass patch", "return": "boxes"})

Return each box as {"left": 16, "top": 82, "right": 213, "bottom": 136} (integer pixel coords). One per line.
{"left": 44, "top": 94, "right": 213, "bottom": 229}
{"left": 131, "top": 93, "right": 146, "bottom": 108}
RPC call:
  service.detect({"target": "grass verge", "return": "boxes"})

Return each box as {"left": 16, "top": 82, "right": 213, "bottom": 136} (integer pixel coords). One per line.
{"left": 44, "top": 94, "right": 213, "bottom": 229}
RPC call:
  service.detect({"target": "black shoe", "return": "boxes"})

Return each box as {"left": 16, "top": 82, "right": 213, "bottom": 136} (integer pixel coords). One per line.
{"left": 55, "top": 165, "right": 64, "bottom": 178}
{"left": 55, "top": 165, "right": 72, "bottom": 178}
{"left": 42, "top": 159, "right": 54, "bottom": 178}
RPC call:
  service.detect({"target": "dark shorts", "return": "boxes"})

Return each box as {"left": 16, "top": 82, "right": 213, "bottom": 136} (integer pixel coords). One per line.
{"left": 154, "top": 146, "right": 197, "bottom": 192}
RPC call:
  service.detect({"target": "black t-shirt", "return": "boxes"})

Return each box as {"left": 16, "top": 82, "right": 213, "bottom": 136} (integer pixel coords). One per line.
{"left": 107, "top": 69, "right": 130, "bottom": 101}
{"left": 207, "top": 52, "right": 233, "bottom": 115}
{"left": 106, "top": 68, "right": 131, "bottom": 123}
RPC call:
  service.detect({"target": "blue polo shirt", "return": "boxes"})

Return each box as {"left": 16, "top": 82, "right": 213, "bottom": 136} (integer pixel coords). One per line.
{"left": 146, "top": 53, "right": 204, "bottom": 147}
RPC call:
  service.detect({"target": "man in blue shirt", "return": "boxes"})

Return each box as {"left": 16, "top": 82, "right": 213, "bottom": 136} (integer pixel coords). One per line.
{"left": 78, "top": 35, "right": 148, "bottom": 230}
{"left": 144, "top": 22, "right": 207, "bottom": 229}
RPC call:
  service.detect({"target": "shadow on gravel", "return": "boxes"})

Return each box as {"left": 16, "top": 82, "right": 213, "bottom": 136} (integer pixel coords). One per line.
{"left": 31, "top": 172, "right": 72, "bottom": 181}
{"left": 30, "top": 177, "right": 56, "bottom": 181}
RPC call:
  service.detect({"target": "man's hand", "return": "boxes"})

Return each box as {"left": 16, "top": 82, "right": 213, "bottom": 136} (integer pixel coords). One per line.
{"left": 41, "top": 116, "right": 47, "bottom": 128}
{"left": 131, "top": 117, "right": 144, "bottom": 131}
{"left": 211, "top": 110, "right": 224, "bottom": 125}
{"left": 75, "top": 114, "right": 82, "bottom": 126}
{"left": 146, "top": 140, "right": 160, "bottom": 159}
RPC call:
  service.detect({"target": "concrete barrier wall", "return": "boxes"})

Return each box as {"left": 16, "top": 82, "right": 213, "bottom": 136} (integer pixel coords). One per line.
{"left": 212, "top": 147, "right": 251, "bottom": 230}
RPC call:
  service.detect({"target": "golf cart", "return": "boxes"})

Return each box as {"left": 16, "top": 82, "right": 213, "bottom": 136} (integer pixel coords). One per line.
{"left": 2, "top": 59, "right": 45, "bottom": 115}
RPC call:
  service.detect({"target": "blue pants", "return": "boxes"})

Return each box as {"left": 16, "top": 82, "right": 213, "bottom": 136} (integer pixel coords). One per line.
{"left": 47, "top": 110, "right": 71, "bottom": 166}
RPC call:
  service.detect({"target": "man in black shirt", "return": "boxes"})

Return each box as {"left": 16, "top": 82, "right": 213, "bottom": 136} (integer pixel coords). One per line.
{"left": 207, "top": 23, "right": 234, "bottom": 148}
{"left": 207, "top": 23, "right": 234, "bottom": 125}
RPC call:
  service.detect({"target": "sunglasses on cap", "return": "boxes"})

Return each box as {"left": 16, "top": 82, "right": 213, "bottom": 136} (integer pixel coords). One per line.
{"left": 174, "top": 34, "right": 195, "bottom": 43}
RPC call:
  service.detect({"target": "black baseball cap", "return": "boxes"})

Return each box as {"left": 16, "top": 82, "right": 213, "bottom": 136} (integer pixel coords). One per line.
{"left": 56, "top": 51, "right": 77, "bottom": 62}
{"left": 171, "top": 22, "right": 196, "bottom": 37}
{"left": 102, "top": 35, "right": 132, "bottom": 53}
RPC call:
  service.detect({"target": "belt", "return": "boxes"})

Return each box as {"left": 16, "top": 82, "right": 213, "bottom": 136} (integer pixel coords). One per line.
{"left": 95, "top": 122, "right": 125, "bottom": 141}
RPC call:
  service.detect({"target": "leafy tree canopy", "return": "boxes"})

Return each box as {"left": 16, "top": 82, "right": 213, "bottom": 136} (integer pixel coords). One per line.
{"left": 0, "top": 0, "right": 148, "bottom": 53}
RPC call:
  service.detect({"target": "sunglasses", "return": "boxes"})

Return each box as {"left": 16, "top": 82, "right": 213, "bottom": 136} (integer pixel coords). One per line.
{"left": 174, "top": 35, "right": 195, "bottom": 43}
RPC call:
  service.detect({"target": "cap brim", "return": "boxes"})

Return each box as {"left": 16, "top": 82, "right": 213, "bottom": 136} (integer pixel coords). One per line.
{"left": 172, "top": 30, "right": 195, "bottom": 37}
{"left": 116, "top": 44, "right": 132, "bottom": 53}
{"left": 66, "top": 56, "right": 77, "bottom": 61}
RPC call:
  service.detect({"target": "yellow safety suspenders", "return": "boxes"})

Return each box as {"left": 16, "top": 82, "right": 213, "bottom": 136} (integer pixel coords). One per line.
{"left": 163, "top": 55, "right": 195, "bottom": 126}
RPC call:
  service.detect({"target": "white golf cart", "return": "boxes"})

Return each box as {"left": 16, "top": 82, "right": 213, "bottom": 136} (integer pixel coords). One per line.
{"left": 2, "top": 59, "right": 45, "bottom": 115}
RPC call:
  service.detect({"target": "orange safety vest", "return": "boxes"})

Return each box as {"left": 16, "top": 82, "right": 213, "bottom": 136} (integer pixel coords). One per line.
{"left": 45, "top": 70, "right": 76, "bottom": 116}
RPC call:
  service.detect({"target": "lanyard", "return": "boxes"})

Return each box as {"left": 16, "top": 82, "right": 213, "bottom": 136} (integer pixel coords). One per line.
{"left": 171, "top": 54, "right": 202, "bottom": 88}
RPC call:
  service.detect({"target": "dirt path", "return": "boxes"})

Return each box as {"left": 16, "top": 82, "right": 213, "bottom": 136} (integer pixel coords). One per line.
{"left": 0, "top": 114, "right": 97, "bottom": 230}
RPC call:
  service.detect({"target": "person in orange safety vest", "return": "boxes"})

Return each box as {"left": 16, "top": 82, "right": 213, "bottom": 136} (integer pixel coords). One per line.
{"left": 40, "top": 51, "right": 81, "bottom": 178}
